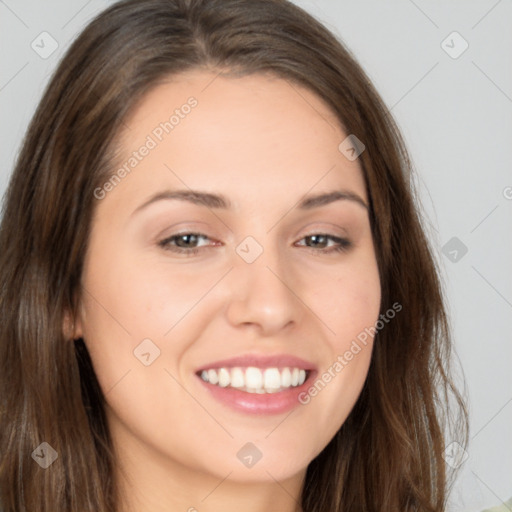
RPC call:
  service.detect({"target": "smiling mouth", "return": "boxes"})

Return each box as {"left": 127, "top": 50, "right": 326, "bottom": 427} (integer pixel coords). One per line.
{"left": 197, "top": 366, "right": 310, "bottom": 394}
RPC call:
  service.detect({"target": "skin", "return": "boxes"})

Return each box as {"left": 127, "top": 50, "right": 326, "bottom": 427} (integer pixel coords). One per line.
{"left": 72, "top": 70, "right": 381, "bottom": 512}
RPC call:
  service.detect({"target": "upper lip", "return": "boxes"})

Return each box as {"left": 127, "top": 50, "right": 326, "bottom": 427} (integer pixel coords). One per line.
{"left": 195, "top": 354, "right": 316, "bottom": 373}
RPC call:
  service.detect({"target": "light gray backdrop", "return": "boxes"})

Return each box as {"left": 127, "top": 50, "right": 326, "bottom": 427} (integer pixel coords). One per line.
{"left": 1, "top": 1, "right": 511, "bottom": 510}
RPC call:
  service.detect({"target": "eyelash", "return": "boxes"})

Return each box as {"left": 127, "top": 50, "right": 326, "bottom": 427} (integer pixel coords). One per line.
{"left": 157, "top": 232, "right": 352, "bottom": 256}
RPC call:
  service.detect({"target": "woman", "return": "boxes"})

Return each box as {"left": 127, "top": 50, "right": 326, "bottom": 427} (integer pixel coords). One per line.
{"left": 0, "top": 0, "right": 469, "bottom": 510}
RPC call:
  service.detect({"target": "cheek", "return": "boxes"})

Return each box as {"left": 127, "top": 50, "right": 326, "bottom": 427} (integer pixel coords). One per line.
{"left": 81, "top": 247, "right": 215, "bottom": 341}
{"left": 310, "top": 253, "right": 381, "bottom": 345}
{"left": 78, "top": 243, "right": 229, "bottom": 395}
{"left": 298, "top": 252, "right": 380, "bottom": 438}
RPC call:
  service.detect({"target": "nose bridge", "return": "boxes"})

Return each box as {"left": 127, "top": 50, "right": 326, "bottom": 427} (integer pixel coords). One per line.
{"left": 226, "top": 234, "right": 300, "bottom": 333}
{"left": 237, "top": 234, "right": 292, "bottom": 299}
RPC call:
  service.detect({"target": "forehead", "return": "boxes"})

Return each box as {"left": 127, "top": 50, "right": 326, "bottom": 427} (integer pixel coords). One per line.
{"left": 105, "top": 70, "right": 367, "bottom": 211}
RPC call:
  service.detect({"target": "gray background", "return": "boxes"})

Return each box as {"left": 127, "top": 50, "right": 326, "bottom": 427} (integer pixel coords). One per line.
{"left": 1, "top": 1, "right": 511, "bottom": 510}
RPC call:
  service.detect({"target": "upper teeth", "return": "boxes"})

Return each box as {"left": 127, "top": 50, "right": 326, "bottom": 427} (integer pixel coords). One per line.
{"left": 199, "top": 367, "right": 307, "bottom": 393}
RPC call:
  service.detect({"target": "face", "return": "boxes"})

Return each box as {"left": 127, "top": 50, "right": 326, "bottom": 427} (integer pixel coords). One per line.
{"left": 75, "top": 71, "right": 381, "bottom": 486}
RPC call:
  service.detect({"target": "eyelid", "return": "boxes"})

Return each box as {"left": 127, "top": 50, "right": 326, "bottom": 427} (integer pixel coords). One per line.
{"left": 154, "top": 221, "right": 212, "bottom": 239}
{"left": 297, "top": 222, "right": 349, "bottom": 238}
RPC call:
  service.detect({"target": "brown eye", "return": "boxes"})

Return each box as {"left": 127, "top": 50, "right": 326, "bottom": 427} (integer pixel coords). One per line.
{"left": 296, "top": 234, "right": 352, "bottom": 253}
{"left": 158, "top": 232, "right": 213, "bottom": 254}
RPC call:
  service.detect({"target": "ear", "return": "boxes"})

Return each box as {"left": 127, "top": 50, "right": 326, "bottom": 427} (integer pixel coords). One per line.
{"left": 62, "top": 305, "right": 84, "bottom": 341}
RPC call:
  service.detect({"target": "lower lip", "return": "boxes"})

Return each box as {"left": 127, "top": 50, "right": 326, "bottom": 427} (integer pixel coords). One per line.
{"left": 196, "top": 371, "right": 316, "bottom": 415}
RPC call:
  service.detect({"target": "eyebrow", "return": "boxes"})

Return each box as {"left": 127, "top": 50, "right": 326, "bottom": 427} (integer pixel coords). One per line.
{"left": 131, "top": 188, "right": 368, "bottom": 216}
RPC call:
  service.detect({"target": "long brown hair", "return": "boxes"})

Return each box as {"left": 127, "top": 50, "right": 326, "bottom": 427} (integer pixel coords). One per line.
{"left": 0, "top": 0, "right": 469, "bottom": 510}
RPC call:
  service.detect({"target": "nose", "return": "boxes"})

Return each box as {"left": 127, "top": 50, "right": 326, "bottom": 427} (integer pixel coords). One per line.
{"left": 224, "top": 244, "right": 302, "bottom": 336}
